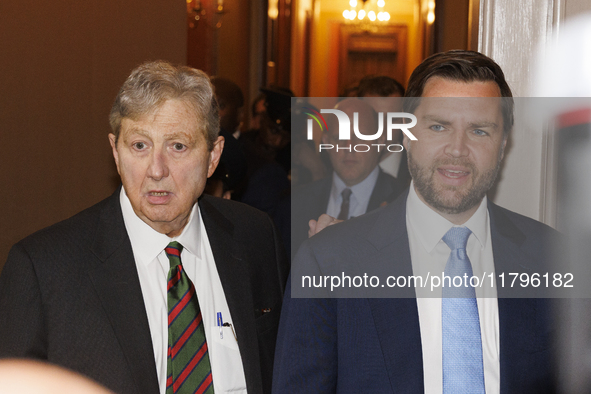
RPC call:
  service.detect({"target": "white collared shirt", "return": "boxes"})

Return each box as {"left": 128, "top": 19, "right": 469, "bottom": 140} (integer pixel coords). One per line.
{"left": 378, "top": 151, "right": 402, "bottom": 178}
{"left": 119, "top": 188, "right": 247, "bottom": 394}
{"left": 406, "top": 183, "right": 500, "bottom": 394}
{"left": 326, "top": 166, "right": 380, "bottom": 219}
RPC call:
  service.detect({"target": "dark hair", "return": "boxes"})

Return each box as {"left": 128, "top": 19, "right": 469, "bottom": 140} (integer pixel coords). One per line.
{"left": 261, "top": 86, "right": 294, "bottom": 132}
{"left": 211, "top": 77, "right": 244, "bottom": 109}
{"left": 358, "top": 75, "right": 405, "bottom": 97}
{"left": 109, "top": 60, "right": 219, "bottom": 150}
{"left": 251, "top": 93, "right": 266, "bottom": 117}
{"left": 404, "top": 50, "right": 514, "bottom": 136}
{"left": 339, "top": 84, "right": 359, "bottom": 98}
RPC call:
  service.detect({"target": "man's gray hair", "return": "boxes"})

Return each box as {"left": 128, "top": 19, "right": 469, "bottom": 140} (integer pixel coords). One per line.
{"left": 109, "top": 60, "right": 220, "bottom": 150}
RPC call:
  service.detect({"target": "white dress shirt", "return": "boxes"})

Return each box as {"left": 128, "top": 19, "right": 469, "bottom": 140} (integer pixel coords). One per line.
{"left": 326, "top": 166, "right": 380, "bottom": 219}
{"left": 406, "top": 183, "right": 500, "bottom": 394}
{"left": 378, "top": 151, "right": 402, "bottom": 178}
{"left": 119, "top": 188, "right": 247, "bottom": 394}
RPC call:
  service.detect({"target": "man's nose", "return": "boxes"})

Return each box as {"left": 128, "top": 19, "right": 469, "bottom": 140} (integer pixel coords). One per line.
{"left": 444, "top": 131, "right": 470, "bottom": 158}
{"left": 147, "top": 147, "right": 169, "bottom": 180}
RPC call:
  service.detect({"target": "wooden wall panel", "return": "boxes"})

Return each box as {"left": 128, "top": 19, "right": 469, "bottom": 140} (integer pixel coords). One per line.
{"left": 0, "top": 0, "right": 186, "bottom": 269}
{"left": 338, "top": 24, "right": 408, "bottom": 94}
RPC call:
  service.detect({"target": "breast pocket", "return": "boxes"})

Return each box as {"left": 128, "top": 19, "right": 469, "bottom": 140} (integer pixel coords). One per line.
{"left": 255, "top": 306, "right": 281, "bottom": 335}
{"left": 209, "top": 325, "right": 247, "bottom": 393}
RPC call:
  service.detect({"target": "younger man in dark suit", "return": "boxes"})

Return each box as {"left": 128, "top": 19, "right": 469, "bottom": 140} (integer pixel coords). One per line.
{"left": 274, "top": 51, "right": 558, "bottom": 393}
{"left": 291, "top": 98, "right": 405, "bottom": 257}
{"left": 0, "top": 61, "right": 288, "bottom": 394}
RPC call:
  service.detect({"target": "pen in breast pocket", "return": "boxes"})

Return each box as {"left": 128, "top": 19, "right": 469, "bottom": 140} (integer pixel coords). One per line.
{"left": 217, "top": 312, "right": 223, "bottom": 339}
{"left": 223, "top": 322, "right": 238, "bottom": 342}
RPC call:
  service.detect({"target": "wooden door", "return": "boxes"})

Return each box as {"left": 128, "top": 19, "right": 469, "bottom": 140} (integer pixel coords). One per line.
{"left": 339, "top": 24, "right": 408, "bottom": 94}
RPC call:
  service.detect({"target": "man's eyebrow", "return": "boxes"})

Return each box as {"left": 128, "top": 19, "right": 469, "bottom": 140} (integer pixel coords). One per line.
{"left": 123, "top": 127, "right": 149, "bottom": 138}
{"left": 422, "top": 115, "right": 452, "bottom": 125}
{"left": 122, "top": 129, "right": 197, "bottom": 143}
{"left": 422, "top": 115, "right": 499, "bottom": 129}
{"left": 468, "top": 121, "right": 499, "bottom": 129}
{"left": 162, "top": 131, "right": 197, "bottom": 142}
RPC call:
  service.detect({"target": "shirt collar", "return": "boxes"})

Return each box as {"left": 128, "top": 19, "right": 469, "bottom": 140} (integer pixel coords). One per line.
{"left": 331, "top": 166, "right": 380, "bottom": 203}
{"left": 175, "top": 204, "right": 201, "bottom": 259}
{"left": 119, "top": 187, "right": 202, "bottom": 266}
{"left": 406, "top": 182, "right": 488, "bottom": 253}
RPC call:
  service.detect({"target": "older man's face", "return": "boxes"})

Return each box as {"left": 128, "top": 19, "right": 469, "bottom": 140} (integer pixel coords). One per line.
{"left": 109, "top": 99, "right": 223, "bottom": 237}
{"left": 403, "top": 77, "right": 507, "bottom": 224}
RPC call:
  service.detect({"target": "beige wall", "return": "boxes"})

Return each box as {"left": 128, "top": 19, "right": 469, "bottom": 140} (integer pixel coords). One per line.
{"left": 565, "top": 0, "right": 591, "bottom": 18}
{"left": 0, "top": 0, "right": 187, "bottom": 269}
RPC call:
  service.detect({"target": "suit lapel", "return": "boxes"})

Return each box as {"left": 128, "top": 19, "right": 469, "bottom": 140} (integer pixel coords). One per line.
{"left": 199, "top": 197, "right": 262, "bottom": 394}
{"left": 488, "top": 202, "right": 539, "bottom": 394}
{"left": 88, "top": 190, "right": 160, "bottom": 394}
{"left": 488, "top": 202, "right": 529, "bottom": 278}
{"left": 367, "top": 191, "right": 424, "bottom": 391}
{"left": 367, "top": 170, "right": 395, "bottom": 211}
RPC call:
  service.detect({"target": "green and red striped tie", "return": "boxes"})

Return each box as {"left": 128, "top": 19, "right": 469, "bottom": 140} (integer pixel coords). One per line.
{"left": 165, "top": 241, "right": 214, "bottom": 394}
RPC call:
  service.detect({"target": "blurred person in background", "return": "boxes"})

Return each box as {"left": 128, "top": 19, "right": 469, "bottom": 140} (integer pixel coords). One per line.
{"left": 210, "top": 77, "right": 247, "bottom": 198}
{"left": 531, "top": 12, "right": 591, "bottom": 393}
{"left": 358, "top": 75, "right": 411, "bottom": 187}
{"left": 248, "top": 93, "right": 267, "bottom": 134}
{"left": 290, "top": 98, "right": 405, "bottom": 258}
{"left": 239, "top": 87, "right": 292, "bottom": 215}
{"left": 0, "top": 359, "right": 114, "bottom": 394}
{"left": 290, "top": 102, "right": 328, "bottom": 188}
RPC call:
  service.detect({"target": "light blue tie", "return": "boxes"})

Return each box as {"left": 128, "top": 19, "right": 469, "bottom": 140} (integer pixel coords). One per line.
{"left": 442, "top": 227, "right": 485, "bottom": 393}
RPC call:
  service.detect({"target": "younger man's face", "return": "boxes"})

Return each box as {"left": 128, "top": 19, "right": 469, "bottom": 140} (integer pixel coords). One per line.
{"left": 404, "top": 77, "right": 507, "bottom": 223}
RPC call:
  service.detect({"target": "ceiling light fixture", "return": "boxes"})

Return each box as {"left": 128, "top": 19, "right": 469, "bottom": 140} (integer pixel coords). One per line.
{"left": 343, "top": 0, "right": 390, "bottom": 23}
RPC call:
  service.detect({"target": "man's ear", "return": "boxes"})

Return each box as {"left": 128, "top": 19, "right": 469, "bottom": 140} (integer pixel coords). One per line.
{"left": 108, "top": 134, "right": 121, "bottom": 175}
{"left": 207, "top": 136, "right": 225, "bottom": 178}
{"left": 499, "top": 135, "right": 508, "bottom": 161}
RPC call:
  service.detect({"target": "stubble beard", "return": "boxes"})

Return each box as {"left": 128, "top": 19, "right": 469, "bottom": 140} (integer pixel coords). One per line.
{"left": 407, "top": 149, "right": 503, "bottom": 215}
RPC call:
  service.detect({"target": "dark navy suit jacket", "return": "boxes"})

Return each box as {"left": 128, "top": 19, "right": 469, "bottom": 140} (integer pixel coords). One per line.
{"left": 273, "top": 190, "right": 558, "bottom": 393}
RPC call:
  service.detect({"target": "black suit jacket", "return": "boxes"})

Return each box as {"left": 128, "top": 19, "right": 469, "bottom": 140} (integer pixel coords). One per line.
{"left": 290, "top": 169, "right": 405, "bottom": 259}
{"left": 0, "top": 189, "right": 289, "bottom": 394}
{"left": 380, "top": 150, "right": 412, "bottom": 189}
{"left": 274, "top": 190, "right": 559, "bottom": 393}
